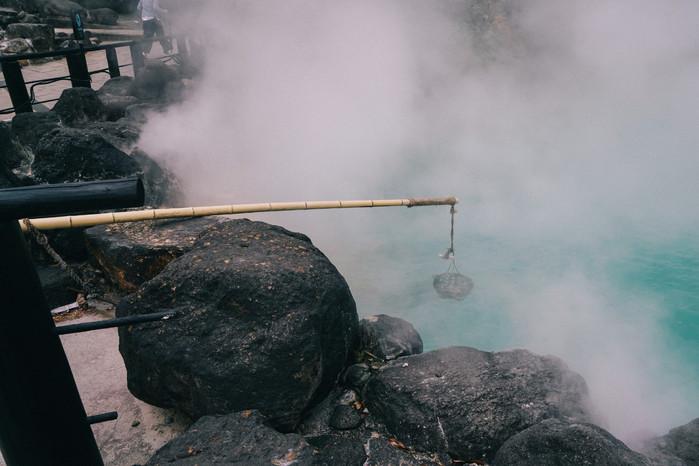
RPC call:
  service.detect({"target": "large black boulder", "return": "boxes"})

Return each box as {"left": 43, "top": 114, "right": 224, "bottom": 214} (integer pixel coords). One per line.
{"left": 52, "top": 87, "right": 108, "bottom": 126}
{"left": 32, "top": 127, "right": 139, "bottom": 183}
{"left": 644, "top": 418, "right": 699, "bottom": 466}
{"left": 364, "top": 346, "right": 592, "bottom": 461}
{"left": 117, "top": 219, "right": 359, "bottom": 431}
{"left": 97, "top": 76, "right": 139, "bottom": 120}
{"left": 38, "top": 0, "right": 85, "bottom": 16}
{"left": 86, "top": 218, "right": 218, "bottom": 292}
{"left": 32, "top": 127, "right": 176, "bottom": 205}
{"left": 306, "top": 434, "right": 367, "bottom": 466}
{"left": 298, "top": 387, "right": 365, "bottom": 437}
{"left": 123, "top": 102, "right": 165, "bottom": 125}
{"left": 358, "top": 314, "right": 423, "bottom": 361}
{"left": 86, "top": 7, "right": 117, "bottom": 25}
{"left": 98, "top": 94, "right": 140, "bottom": 121}
{"left": 307, "top": 431, "right": 449, "bottom": 466}
{"left": 130, "top": 61, "right": 183, "bottom": 102}
{"left": 493, "top": 419, "right": 652, "bottom": 466}
{"left": 363, "top": 433, "right": 449, "bottom": 466}
{"left": 130, "top": 148, "right": 181, "bottom": 206}
{"left": 98, "top": 76, "right": 135, "bottom": 97}
{"left": 5, "top": 22, "right": 53, "bottom": 51}
{"left": 0, "top": 165, "right": 21, "bottom": 189}
{"left": 37, "top": 264, "right": 78, "bottom": 309}
{"left": 16, "top": 11, "right": 41, "bottom": 23}
{"left": 0, "top": 10, "right": 18, "bottom": 28}
{"left": 74, "top": 0, "right": 136, "bottom": 14}
{"left": 0, "top": 37, "right": 34, "bottom": 54}
{"left": 84, "top": 119, "right": 140, "bottom": 151}
{"left": 11, "top": 111, "right": 61, "bottom": 150}
{"left": 0, "top": 121, "right": 31, "bottom": 172}
{"left": 146, "top": 410, "right": 316, "bottom": 466}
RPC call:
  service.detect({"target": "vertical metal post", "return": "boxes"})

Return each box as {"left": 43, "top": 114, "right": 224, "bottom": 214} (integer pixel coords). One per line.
{"left": 130, "top": 42, "right": 145, "bottom": 77}
{"left": 0, "top": 221, "right": 104, "bottom": 466}
{"left": 1, "top": 61, "right": 32, "bottom": 114}
{"left": 105, "top": 46, "right": 121, "bottom": 78}
{"left": 66, "top": 48, "right": 91, "bottom": 88}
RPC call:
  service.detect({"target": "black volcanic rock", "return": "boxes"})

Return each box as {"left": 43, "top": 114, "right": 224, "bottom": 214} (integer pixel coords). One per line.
{"left": 84, "top": 119, "right": 140, "bottom": 151}
{"left": 74, "top": 0, "right": 136, "bottom": 14}
{"left": 15, "top": 11, "right": 41, "bottom": 23}
{"left": 493, "top": 419, "right": 652, "bottom": 466}
{"left": 53, "top": 87, "right": 108, "bottom": 126}
{"left": 306, "top": 434, "right": 367, "bottom": 466}
{"left": 37, "top": 264, "right": 78, "bottom": 309}
{"left": 117, "top": 219, "right": 359, "bottom": 431}
{"left": 329, "top": 404, "right": 363, "bottom": 431}
{"left": 340, "top": 363, "right": 371, "bottom": 391}
{"left": 98, "top": 94, "right": 139, "bottom": 121}
{"left": 39, "top": 0, "right": 85, "bottom": 17}
{"left": 32, "top": 127, "right": 175, "bottom": 205}
{"left": 363, "top": 346, "right": 592, "bottom": 461}
{"left": 5, "top": 22, "right": 53, "bottom": 51}
{"left": 86, "top": 218, "right": 218, "bottom": 292}
{"left": 97, "top": 76, "right": 135, "bottom": 97}
{"left": 358, "top": 314, "right": 423, "bottom": 361}
{"left": 0, "top": 121, "right": 31, "bottom": 172}
{"left": 11, "top": 111, "right": 61, "bottom": 151}
{"left": 644, "top": 418, "right": 699, "bottom": 466}
{"left": 146, "top": 410, "right": 316, "bottom": 466}
{"left": 86, "top": 7, "right": 117, "bottom": 25}
{"left": 129, "top": 148, "right": 180, "bottom": 206}
{"left": 33, "top": 127, "right": 139, "bottom": 183}
{"left": 96, "top": 77, "right": 140, "bottom": 122}
{"left": 130, "top": 61, "right": 182, "bottom": 102}
{"left": 363, "top": 433, "right": 449, "bottom": 466}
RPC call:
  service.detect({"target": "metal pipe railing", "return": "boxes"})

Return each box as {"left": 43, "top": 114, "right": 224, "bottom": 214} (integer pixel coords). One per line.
{"left": 0, "top": 177, "right": 147, "bottom": 466}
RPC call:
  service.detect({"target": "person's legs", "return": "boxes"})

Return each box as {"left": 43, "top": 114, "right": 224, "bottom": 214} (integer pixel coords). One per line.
{"left": 142, "top": 19, "right": 156, "bottom": 54}
{"left": 154, "top": 19, "right": 172, "bottom": 54}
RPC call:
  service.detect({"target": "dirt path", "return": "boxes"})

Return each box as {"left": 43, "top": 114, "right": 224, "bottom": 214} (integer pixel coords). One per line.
{"left": 0, "top": 307, "right": 188, "bottom": 466}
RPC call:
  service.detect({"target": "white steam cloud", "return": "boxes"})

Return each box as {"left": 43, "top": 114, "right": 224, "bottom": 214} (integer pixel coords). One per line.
{"left": 141, "top": 0, "right": 699, "bottom": 444}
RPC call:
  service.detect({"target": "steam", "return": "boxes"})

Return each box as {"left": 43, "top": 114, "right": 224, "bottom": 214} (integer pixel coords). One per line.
{"left": 142, "top": 0, "right": 699, "bottom": 444}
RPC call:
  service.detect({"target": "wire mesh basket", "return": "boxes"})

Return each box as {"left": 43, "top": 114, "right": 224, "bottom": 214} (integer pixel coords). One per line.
{"left": 433, "top": 261, "right": 473, "bottom": 301}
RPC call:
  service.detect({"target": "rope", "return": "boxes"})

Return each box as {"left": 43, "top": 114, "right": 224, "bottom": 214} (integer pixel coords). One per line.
{"left": 22, "top": 219, "right": 92, "bottom": 304}
{"left": 450, "top": 205, "right": 455, "bottom": 256}
{"left": 440, "top": 205, "right": 460, "bottom": 273}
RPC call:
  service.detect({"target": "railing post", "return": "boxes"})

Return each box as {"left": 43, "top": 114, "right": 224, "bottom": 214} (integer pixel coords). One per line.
{"left": 1, "top": 60, "right": 33, "bottom": 114}
{"left": 105, "top": 46, "right": 120, "bottom": 78}
{"left": 0, "top": 220, "right": 104, "bottom": 466}
{"left": 130, "top": 42, "right": 145, "bottom": 77}
{"left": 66, "top": 48, "right": 91, "bottom": 88}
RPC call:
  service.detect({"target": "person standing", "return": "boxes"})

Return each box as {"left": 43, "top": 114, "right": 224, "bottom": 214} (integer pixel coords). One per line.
{"left": 137, "top": 0, "right": 172, "bottom": 55}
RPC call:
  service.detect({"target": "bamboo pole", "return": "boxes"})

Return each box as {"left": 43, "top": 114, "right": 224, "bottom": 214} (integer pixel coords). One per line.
{"left": 19, "top": 196, "right": 457, "bottom": 232}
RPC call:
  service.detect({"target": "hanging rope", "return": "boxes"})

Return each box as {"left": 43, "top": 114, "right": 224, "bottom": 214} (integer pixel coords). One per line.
{"left": 449, "top": 204, "right": 455, "bottom": 257}
{"left": 434, "top": 205, "right": 473, "bottom": 300}
{"left": 22, "top": 219, "right": 92, "bottom": 304}
{"left": 440, "top": 205, "right": 456, "bottom": 260}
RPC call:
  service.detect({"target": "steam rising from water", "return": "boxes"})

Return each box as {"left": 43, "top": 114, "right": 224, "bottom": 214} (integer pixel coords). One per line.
{"left": 142, "top": 0, "right": 699, "bottom": 443}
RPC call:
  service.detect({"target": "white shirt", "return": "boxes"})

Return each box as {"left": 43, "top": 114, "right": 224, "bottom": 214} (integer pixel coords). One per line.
{"left": 137, "top": 0, "right": 165, "bottom": 21}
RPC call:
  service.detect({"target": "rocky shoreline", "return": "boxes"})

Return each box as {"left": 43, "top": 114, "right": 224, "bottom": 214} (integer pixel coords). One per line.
{"left": 35, "top": 212, "right": 699, "bottom": 464}
{"left": 1, "top": 9, "right": 698, "bottom": 464}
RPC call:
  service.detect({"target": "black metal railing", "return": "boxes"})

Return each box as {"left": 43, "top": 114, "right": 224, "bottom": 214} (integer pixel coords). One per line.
{"left": 0, "top": 177, "right": 177, "bottom": 466}
{"left": 0, "top": 34, "right": 190, "bottom": 116}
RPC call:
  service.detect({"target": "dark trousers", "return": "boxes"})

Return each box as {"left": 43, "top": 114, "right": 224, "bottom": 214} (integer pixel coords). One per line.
{"left": 142, "top": 19, "right": 172, "bottom": 54}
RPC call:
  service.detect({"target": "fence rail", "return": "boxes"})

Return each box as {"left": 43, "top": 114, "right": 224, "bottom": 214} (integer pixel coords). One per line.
{"left": 0, "top": 34, "right": 189, "bottom": 116}
{"left": 0, "top": 178, "right": 147, "bottom": 466}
